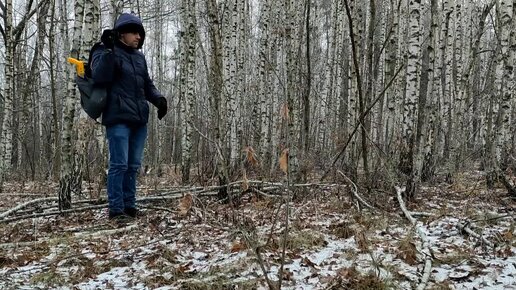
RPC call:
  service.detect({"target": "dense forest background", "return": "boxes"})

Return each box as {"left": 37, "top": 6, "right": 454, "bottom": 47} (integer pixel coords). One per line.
{"left": 0, "top": 0, "right": 515, "bottom": 203}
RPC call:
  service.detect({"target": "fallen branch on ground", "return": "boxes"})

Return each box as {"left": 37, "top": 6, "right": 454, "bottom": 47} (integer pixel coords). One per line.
{"left": 395, "top": 186, "right": 432, "bottom": 290}
{"left": 0, "top": 197, "right": 59, "bottom": 219}
{"left": 0, "top": 191, "right": 219, "bottom": 223}
{"left": 74, "top": 223, "right": 138, "bottom": 238}
{"left": 338, "top": 170, "right": 375, "bottom": 210}
{"left": 0, "top": 204, "right": 107, "bottom": 223}
{"left": 409, "top": 211, "right": 434, "bottom": 217}
{"left": 0, "top": 193, "right": 48, "bottom": 197}
{"left": 0, "top": 182, "right": 342, "bottom": 224}
{"left": 251, "top": 188, "right": 280, "bottom": 199}
{"left": 0, "top": 223, "right": 138, "bottom": 249}
{"left": 457, "top": 221, "right": 495, "bottom": 248}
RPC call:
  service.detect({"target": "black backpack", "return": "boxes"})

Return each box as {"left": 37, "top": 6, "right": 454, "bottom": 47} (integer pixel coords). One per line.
{"left": 72, "top": 42, "right": 108, "bottom": 120}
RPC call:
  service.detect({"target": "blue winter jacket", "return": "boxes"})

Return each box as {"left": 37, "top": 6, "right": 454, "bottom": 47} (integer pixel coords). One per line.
{"left": 91, "top": 14, "right": 162, "bottom": 126}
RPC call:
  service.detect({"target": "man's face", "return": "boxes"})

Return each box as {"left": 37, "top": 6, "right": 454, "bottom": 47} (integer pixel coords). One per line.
{"left": 120, "top": 32, "right": 141, "bottom": 48}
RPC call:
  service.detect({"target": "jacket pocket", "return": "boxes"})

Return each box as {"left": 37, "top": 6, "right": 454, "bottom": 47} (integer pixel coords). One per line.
{"left": 119, "top": 95, "right": 139, "bottom": 118}
{"left": 140, "top": 100, "right": 149, "bottom": 122}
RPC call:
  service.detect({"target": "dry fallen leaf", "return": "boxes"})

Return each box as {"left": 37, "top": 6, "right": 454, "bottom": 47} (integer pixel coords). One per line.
{"left": 282, "top": 269, "right": 294, "bottom": 281}
{"left": 302, "top": 257, "right": 317, "bottom": 268}
{"left": 279, "top": 148, "right": 289, "bottom": 174}
{"left": 178, "top": 194, "right": 193, "bottom": 216}
{"left": 177, "top": 261, "right": 193, "bottom": 273}
{"left": 230, "top": 241, "right": 247, "bottom": 253}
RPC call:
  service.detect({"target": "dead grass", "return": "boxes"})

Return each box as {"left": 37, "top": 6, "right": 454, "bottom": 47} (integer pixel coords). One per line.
{"left": 179, "top": 276, "right": 260, "bottom": 290}
{"left": 328, "top": 267, "right": 392, "bottom": 290}
{"left": 396, "top": 232, "right": 418, "bottom": 266}
{"left": 286, "top": 229, "right": 327, "bottom": 251}
{"left": 2, "top": 170, "right": 516, "bottom": 289}
{"left": 429, "top": 281, "right": 453, "bottom": 290}
{"left": 434, "top": 248, "right": 473, "bottom": 266}
{"left": 30, "top": 267, "right": 66, "bottom": 287}
{"left": 13, "top": 243, "right": 50, "bottom": 267}
{"left": 330, "top": 222, "right": 355, "bottom": 239}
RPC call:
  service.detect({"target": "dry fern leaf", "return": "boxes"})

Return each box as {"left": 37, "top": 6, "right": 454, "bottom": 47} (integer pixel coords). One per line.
{"left": 244, "top": 146, "right": 259, "bottom": 166}
{"left": 178, "top": 194, "right": 193, "bottom": 216}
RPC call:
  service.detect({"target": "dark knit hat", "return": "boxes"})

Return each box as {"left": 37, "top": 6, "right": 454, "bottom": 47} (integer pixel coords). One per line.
{"left": 118, "top": 23, "right": 144, "bottom": 35}
{"left": 114, "top": 13, "right": 146, "bottom": 49}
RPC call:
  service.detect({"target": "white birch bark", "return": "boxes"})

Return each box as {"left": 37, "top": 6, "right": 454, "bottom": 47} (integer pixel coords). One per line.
{"left": 267, "top": 1, "right": 282, "bottom": 174}
{"left": 449, "top": 0, "right": 464, "bottom": 175}
{"left": 385, "top": 0, "right": 399, "bottom": 153}
{"left": 236, "top": 0, "right": 248, "bottom": 154}
{"left": 333, "top": 1, "right": 347, "bottom": 154}
{"left": 59, "top": 0, "right": 85, "bottom": 209}
{"left": 180, "top": 0, "right": 197, "bottom": 183}
{"left": 510, "top": 0, "right": 516, "bottom": 159}
{"left": 345, "top": 0, "right": 361, "bottom": 170}
{"left": 401, "top": 0, "right": 421, "bottom": 199}
{"left": 393, "top": 0, "right": 408, "bottom": 152}
{"left": 422, "top": 0, "right": 441, "bottom": 180}
{"left": 443, "top": 0, "right": 454, "bottom": 163}
{"left": 317, "top": 0, "right": 338, "bottom": 155}
{"left": 374, "top": 2, "right": 387, "bottom": 149}
{"left": 219, "top": 0, "right": 240, "bottom": 169}
{"left": 75, "top": 0, "right": 100, "bottom": 185}
{"left": 285, "top": 0, "right": 302, "bottom": 180}
{"left": 497, "top": 0, "right": 513, "bottom": 165}
{"left": 0, "top": 0, "right": 14, "bottom": 190}
{"left": 257, "top": 0, "right": 271, "bottom": 165}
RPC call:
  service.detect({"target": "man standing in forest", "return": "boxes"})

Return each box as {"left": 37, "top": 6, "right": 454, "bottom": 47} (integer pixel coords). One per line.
{"left": 91, "top": 13, "right": 168, "bottom": 222}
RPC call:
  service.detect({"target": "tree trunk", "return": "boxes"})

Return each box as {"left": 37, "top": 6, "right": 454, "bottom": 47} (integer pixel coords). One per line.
{"left": 59, "top": 0, "right": 85, "bottom": 210}
{"left": 0, "top": 0, "right": 14, "bottom": 191}
{"left": 180, "top": 0, "right": 197, "bottom": 184}
{"left": 401, "top": 0, "right": 421, "bottom": 200}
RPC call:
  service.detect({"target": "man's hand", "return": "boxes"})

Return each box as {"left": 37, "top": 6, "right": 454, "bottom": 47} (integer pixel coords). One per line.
{"left": 157, "top": 97, "right": 168, "bottom": 120}
{"left": 101, "top": 29, "right": 117, "bottom": 49}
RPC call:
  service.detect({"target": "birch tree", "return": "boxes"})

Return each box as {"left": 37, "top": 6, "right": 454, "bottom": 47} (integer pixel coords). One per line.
{"left": 0, "top": 0, "right": 48, "bottom": 188}
{"left": 59, "top": 0, "right": 85, "bottom": 210}
{"left": 223, "top": 0, "right": 240, "bottom": 168}
{"left": 257, "top": 0, "right": 272, "bottom": 166}
{"left": 180, "top": 0, "right": 197, "bottom": 183}
{"left": 0, "top": 0, "right": 516, "bottom": 200}
{"left": 400, "top": 0, "right": 421, "bottom": 200}
{"left": 485, "top": 0, "right": 513, "bottom": 186}
{"left": 0, "top": 0, "right": 14, "bottom": 190}
{"left": 421, "top": 0, "right": 441, "bottom": 181}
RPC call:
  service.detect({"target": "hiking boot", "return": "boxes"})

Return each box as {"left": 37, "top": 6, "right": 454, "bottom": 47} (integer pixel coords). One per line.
{"left": 124, "top": 207, "right": 144, "bottom": 218}
{"left": 109, "top": 211, "right": 132, "bottom": 225}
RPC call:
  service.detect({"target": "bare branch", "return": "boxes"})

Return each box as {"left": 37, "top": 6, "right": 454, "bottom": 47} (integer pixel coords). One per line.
{"left": 0, "top": 197, "right": 58, "bottom": 219}
{"left": 337, "top": 170, "right": 375, "bottom": 210}
{"left": 395, "top": 186, "right": 432, "bottom": 290}
{"left": 12, "top": 0, "right": 50, "bottom": 43}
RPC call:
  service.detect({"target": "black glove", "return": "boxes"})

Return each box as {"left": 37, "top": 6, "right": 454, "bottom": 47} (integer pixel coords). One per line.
{"left": 156, "top": 97, "right": 168, "bottom": 120}
{"left": 101, "top": 29, "right": 117, "bottom": 49}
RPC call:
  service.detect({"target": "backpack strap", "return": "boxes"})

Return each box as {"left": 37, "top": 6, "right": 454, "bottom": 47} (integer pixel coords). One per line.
{"left": 85, "top": 42, "right": 103, "bottom": 78}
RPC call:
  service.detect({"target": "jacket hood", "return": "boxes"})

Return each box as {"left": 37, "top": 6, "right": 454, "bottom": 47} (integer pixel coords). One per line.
{"left": 114, "top": 13, "right": 145, "bottom": 49}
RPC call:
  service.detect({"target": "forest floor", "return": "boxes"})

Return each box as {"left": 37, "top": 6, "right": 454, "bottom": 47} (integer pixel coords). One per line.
{"left": 0, "top": 170, "right": 515, "bottom": 289}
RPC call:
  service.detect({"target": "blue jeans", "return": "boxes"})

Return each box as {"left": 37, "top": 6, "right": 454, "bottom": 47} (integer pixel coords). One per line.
{"left": 106, "top": 124, "right": 147, "bottom": 215}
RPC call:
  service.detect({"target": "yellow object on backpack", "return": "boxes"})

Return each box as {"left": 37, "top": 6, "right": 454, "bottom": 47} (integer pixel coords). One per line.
{"left": 67, "top": 57, "right": 86, "bottom": 78}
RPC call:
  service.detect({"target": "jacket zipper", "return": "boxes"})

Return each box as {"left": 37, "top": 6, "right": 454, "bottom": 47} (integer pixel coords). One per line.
{"left": 129, "top": 54, "right": 143, "bottom": 121}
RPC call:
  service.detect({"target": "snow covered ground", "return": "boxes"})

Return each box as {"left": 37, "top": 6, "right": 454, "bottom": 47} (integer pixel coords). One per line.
{"left": 1, "top": 174, "right": 515, "bottom": 289}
